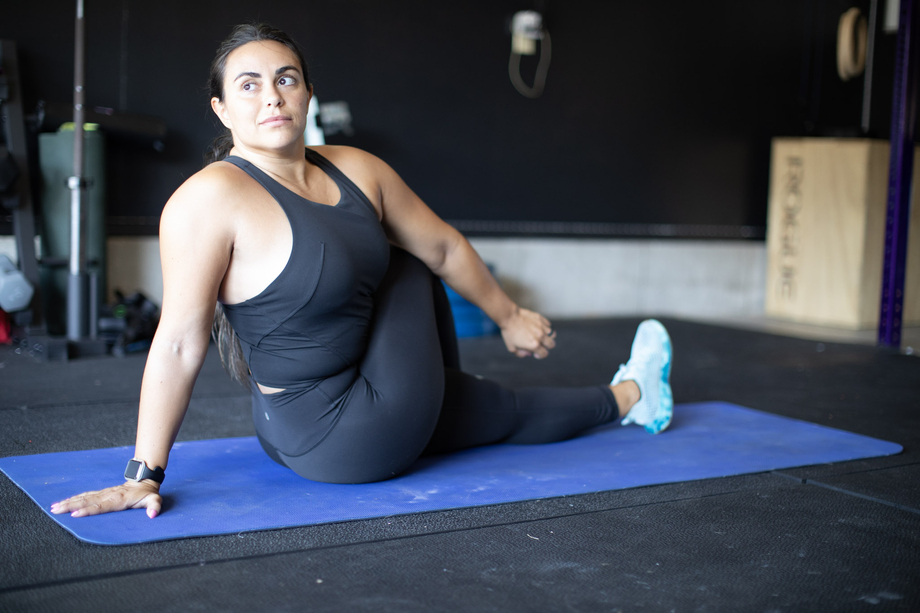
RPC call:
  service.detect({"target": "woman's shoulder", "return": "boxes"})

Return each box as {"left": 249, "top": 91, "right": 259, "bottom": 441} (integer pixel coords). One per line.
{"left": 165, "top": 162, "right": 250, "bottom": 211}
{"left": 309, "top": 144, "right": 375, "bottom": 163}
{"left": 310, "top": 145, "right": 391, "bottom": 178}
{"left": 179, "top": 160, "right": 250, "bottom": 197}
{"left": 160, "top": 161, "right": 252, "bottom": 230}
{"left": 309, "top": 145, "right": 396, "bottom": 205}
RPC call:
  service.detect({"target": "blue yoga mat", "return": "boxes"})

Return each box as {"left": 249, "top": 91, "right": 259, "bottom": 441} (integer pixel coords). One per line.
{"left": 0, "top": 402, "right": 902, "bottom": 546}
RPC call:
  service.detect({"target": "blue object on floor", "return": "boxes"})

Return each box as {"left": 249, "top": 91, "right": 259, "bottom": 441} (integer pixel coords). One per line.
{"left": 442, "top": 281, "right": 499, "bottom": 338}
{"left": 0, "top": 402, "right": 902, "bottom": 546}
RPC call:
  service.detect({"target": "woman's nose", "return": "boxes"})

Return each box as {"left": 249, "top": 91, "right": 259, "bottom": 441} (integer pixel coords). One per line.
{"left": 265, "top": 86, "right": 283, "bottom": 107}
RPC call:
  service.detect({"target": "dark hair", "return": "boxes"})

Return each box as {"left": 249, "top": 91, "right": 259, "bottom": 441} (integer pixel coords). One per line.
{"left": 207, "top": 23, "right": 311, "bottom": 387}
{"left": 204, "top": 23, "right": 311, "bottom": 166}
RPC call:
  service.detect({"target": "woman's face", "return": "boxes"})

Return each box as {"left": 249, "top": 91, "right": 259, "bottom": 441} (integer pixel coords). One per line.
{"left": 211, "top": 40, "right": 310, "bottom": 155}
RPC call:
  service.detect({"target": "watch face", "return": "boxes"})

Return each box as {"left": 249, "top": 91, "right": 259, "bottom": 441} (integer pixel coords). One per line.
{"left": 125, "top": 459, "right": 142, "bottom": 480}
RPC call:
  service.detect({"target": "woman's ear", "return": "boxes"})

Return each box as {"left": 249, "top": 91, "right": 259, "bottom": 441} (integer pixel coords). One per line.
{"left": 211, "top": 97, "right": 232, "bottom": 129}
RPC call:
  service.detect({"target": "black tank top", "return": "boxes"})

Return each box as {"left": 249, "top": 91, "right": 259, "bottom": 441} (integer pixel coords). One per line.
{"left": 221, "top": 148, "right": 390, "bottom": 389}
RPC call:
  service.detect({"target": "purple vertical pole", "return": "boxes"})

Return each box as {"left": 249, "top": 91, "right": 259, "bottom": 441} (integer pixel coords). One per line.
{"left": 879, "top": 0, "right": 918, "bottom": 348}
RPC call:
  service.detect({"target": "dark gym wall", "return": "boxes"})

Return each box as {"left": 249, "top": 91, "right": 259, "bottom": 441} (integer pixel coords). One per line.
{"left": 1, "top": 0, "right": 892, "bottom": 238}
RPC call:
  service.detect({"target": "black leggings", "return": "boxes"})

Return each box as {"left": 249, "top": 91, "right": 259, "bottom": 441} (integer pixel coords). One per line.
{"left": 258, "top": 248, "right": 618, "bottom": 483}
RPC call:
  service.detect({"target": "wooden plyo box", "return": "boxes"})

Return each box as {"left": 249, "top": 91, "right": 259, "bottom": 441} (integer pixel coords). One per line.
{"left": 764, "top": 138, "right": 920, "bottom": 329}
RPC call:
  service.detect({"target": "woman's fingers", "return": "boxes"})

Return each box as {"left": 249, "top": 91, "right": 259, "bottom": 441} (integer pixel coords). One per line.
{"left": 500, "top": 308, "right": 557, "bottom": 359}
{"left": 50, "top": 483, "right": 162, "bottom": 518}
{"left": 525, "top": 330, "right": 552, "bottom": 359}
{"left": 66, "top": 487, "right": 128, "bottom": 517}
{"left": 69, "top": 499, "right": 115, "bottom": 518}
{"left": 50, "top": 490, "right": 102, "bottom": 514}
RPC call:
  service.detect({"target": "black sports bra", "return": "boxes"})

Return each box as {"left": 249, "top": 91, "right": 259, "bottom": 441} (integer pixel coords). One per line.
{"left": 221, "top": 148, "right": 390, "bottom": 389}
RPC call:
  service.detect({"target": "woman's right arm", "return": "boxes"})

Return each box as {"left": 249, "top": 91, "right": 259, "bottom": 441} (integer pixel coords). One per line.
{"left": 51, "top": 169, "right": 236, "bottom": 519}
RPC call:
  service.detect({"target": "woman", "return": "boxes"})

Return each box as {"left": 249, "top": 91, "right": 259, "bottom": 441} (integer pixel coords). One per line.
{"left": 51, "top": 24, "right": 673, "bottom": 520}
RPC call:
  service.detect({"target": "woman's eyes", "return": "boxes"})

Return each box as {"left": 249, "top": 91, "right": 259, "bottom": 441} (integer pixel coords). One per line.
{"left": 240, "top": 76, "right": 296, "bottom": 92}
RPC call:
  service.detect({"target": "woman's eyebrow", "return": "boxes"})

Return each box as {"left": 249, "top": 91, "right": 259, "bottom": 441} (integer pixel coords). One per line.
{"left": 234, "top": 66, "right": 300, "bottom": 82}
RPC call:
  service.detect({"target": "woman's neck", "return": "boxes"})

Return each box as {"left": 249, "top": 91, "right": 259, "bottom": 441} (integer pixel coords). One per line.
{"left": 229, "top": 143, "right": 309, "bottom": 185}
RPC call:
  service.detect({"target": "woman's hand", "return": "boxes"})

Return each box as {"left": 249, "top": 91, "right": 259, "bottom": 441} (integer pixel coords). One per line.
{"left": 50, "top": 481, "right": 163, "bottom": 519}
{"left": 500, "top": 307, "right": 557, "bottom": 359}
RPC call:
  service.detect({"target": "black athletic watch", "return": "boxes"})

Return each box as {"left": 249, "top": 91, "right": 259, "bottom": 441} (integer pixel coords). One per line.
{"left": 124, "top": 459, "right": 165, "bottom": 484}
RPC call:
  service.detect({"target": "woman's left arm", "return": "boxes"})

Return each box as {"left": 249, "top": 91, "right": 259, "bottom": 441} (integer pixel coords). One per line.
{"left": 364, "top": 151, "right": 556, "bottom": 359}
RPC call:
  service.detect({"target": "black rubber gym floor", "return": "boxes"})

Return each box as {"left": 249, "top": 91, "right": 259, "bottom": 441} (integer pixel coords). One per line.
{"left": 1, "top": 318, "right": 918, "bottom": 612}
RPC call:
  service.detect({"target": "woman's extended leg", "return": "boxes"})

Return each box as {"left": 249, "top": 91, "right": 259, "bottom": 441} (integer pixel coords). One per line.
{"left": 424, "top": 370, "right": 619, "bottom": 454}
{"left": 425, "top": 276, "right": 674, "bottom": 453}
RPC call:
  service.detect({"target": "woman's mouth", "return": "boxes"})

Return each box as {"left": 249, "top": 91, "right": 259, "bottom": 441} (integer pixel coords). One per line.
{"left": 261, "top": 115, "right": 291, "bottom": 126}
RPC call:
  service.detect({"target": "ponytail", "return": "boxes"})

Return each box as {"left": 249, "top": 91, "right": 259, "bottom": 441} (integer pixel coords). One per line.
{"left": 212, "top": 302, "right": 251, "bottom": 388}
{"left": 204, "top": 130, "right": 234, "bottom": 166}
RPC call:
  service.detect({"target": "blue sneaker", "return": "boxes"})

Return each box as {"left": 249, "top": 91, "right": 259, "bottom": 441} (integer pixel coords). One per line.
{"left": 611, "top": 319, "right": 673, "bottom": 434}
